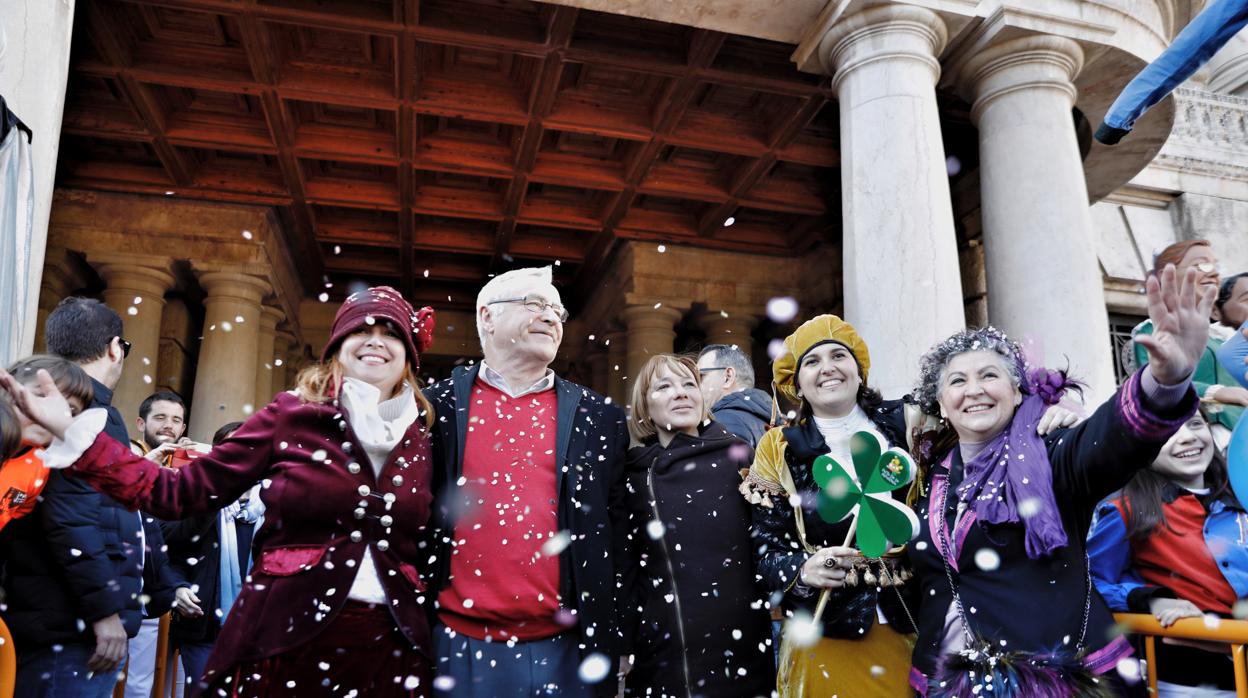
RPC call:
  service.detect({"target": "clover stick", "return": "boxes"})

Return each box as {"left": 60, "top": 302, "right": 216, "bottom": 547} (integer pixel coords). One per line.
{"left": 811, "top": 431, "right": 920, "bottom": 558}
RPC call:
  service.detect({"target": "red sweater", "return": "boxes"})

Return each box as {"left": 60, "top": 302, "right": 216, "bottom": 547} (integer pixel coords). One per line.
{"left": 1116, "top": 495, "right": 1238, "bottom": 614}
{"left": 437, "top": 379, "right": 564, "bottom": 641}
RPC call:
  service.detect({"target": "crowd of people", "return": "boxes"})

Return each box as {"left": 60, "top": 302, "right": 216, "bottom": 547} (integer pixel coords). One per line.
{"left": 0, "top": 238, "right": 1244, "bottom": 698}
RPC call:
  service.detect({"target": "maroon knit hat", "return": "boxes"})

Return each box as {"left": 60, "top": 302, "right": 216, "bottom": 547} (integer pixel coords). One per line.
{"left": 321, "top": 286, "right": 435, "bottom": 372}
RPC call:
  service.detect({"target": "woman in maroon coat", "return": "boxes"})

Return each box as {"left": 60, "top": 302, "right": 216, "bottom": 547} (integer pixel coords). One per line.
{"left": 2, "top": 287, "right": 438, "bottom": 698}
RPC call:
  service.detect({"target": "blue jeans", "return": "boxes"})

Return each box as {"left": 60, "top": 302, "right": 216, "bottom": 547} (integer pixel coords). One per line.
{"left": 433, "top": 624, "right": 594, "bottom": 698}
{"left": 178, "top": 642, "right": 214, "bottom": 692}
{"left": 15, "top": 643, "right": 119, "bottom": 698}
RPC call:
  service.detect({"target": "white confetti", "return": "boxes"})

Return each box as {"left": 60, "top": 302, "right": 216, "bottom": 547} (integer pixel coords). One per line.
{"left": 577, "top": 653, "right": 611, "bottom": 684}
{"left": 242, "top": 230, "right": 253, "bottom": 240}
{"left": 974, "top": 548, "right": 1000, "bottom": 572}
{"left": 766, "top": 296, "right": 799, "bottom": 323}
{"left": 784, "top": 611, "right": 822, "bottom": 648}
{"left": 646, "top": 520, "right": 665, "bottom": 540}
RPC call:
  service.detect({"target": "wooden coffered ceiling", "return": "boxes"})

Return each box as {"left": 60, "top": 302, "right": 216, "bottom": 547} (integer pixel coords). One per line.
{"left": 57, "top": 0, "right": 840, "bottom": 310}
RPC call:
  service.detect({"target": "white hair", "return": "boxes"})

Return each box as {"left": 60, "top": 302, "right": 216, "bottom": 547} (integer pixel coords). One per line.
{"left": 475, "top": 266, "right": 561, "bottom": 349}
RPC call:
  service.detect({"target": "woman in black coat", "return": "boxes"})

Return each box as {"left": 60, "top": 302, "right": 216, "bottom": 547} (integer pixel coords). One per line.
{"left": 905, "top": 265, "right": 1212, "bottom": 696}
{"left": 621, "top": 353, "right": 774, "bottom": 698}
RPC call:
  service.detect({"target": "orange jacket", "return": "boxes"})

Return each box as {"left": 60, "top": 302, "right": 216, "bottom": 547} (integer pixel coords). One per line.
{"left": 0, "top": 449, "right": 49, "bottom": 532}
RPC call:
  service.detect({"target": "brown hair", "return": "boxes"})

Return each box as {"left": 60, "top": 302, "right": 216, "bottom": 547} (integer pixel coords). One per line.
{"left": 628, "top": 353, "right": 710, "bottom": 445}
{"left": 0, "top": 397, "right": 21, "bottom": 461}
{"left": 6, "top": 355, "right": 95, "bottom": 411}
{"left": 1153, "top": 239, "right": 1211, "bottom": 276}
{"left": 1121, "top": 409, "right": 1235, "bottom": 540}
{"left": 293, "top": 359, "right": 433, "bottom": 428}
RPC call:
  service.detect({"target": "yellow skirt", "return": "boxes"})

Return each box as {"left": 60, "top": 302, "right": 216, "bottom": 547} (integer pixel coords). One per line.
{"left": 778, "top": 621, "right": 915, "bottom": 697}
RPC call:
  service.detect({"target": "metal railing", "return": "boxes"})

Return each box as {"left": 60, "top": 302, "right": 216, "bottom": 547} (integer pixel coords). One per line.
{"left": 1113, "top": 613, "right": 1248, "bottom": 696}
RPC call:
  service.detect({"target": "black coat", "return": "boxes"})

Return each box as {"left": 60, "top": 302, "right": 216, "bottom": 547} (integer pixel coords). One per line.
{"left": 907, "top": 371, "right": 1199, "bottom": 679}
{"left": 0, "top": 379, "right": 148, "bottom": 649}
{"left": 621, "top": 422, "right": 774, "bottom": 698}
{"left": 751, "top": 399, "right": 919, "bottom": 639}
{"left": 158, "top": 512, "right": 221, "bottom": 644}
{"left": 423, "top": 366, "right": 630, "bottom": 695}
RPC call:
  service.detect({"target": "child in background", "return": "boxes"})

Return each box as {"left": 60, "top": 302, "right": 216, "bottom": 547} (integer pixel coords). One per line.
{"left": 0, "top": 355, "right": 94, "bottom": 532}
{"left": 1089, "top": 409, "right": 1248, "bottom": 697}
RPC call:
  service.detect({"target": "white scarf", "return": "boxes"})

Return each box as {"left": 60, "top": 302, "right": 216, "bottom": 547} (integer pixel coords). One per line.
{"left": 218, "top": 484, "right": 265, "bottom": 620}
{"left": 337, "top": 377, "right": 420, "bottom": 603}
{"left": 339, "top": 378, "right": 419, "bottom": 476}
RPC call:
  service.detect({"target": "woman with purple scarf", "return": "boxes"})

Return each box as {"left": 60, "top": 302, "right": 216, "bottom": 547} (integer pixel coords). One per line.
{"left": 905, "top": 265, "right": 1213, "bottom": 697}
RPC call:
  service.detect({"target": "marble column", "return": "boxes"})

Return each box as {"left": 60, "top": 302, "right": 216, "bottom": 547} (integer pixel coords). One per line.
{"left": 274, "top": 329, "right": 298, "bottom": 393}
{"left": 157, "top": 297, "right": 195, "bottom": 396}
{"left": 97, "top": 258, "right": 175, "bottom": 436}
{"left": 255, "top": 305, "right": 284, "bottom": 408}
{"left": 964, "top": 36, "right": 1115, "bottom": 403}
{"left": 818, "top": 5, "right": 965, "bottom": 399}
{"left": 622, "top": 305, "right": 683, "bottom": 404}
{"left": 700, "top": 312, "right": 758, "bottom": 351}
{"left": 584, "top": 345, "right": 609, "bottom": 398}
{"left": 33, "top": 253, "right": 81, "bottom": 352}
{"left": 188, "top": 270, "right": 271, "bottom": 441}
{"left": 605, "top": 331, "right": 627, "bottom": 407}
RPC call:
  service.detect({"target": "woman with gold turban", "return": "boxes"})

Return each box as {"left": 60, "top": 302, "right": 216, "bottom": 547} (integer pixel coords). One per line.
{"left": 742, "top": 315, "right": 1075, "bottom": 696}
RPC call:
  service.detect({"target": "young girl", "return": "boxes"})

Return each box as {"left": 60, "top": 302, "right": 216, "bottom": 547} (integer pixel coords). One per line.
{"left": 0, "top": 355, "right": 94, "bottom": 531}
{"left": 1088, "top": 409, "right": 1248, "bottom": 696}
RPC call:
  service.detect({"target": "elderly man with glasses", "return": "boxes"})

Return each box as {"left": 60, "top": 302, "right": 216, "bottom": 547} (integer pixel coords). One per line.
{"left": 423, "top": 267, "right": 630, "bottom": 698}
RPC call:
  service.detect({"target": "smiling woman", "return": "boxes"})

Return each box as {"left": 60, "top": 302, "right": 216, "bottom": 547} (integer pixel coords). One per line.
{"left": 0, "top": 286, "right": 441, "bottom": 698}
{"left": 906, "top": 265, "right": 1214, "bottom": 697}
{"left": 620, "top": 353, "right": 775, "bottom": 698}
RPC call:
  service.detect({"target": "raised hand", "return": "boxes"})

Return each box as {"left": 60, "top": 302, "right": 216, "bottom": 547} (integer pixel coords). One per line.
{"left": 1134, "top": 264, "right": 1216, "bottom": 385}
{"left": 0, "top": 368, "right": 75, "bottom": 440}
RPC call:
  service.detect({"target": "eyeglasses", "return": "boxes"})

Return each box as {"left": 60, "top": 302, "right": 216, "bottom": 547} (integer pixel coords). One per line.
{"left": 117, "top": 338, "right": 132, "bottom": 358}
{"left": 488, "top": 294, "right": 568, "bottom": 322}
{"left": 698, "top": 367, "right": 728, "bottom": 375}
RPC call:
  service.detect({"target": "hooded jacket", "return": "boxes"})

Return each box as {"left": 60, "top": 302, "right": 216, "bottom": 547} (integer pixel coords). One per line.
{"left": 709, "top": 388, "right": 772, "bottom": 449}
{"left": 622, "top": 422, "right": 774, "bottom": 698}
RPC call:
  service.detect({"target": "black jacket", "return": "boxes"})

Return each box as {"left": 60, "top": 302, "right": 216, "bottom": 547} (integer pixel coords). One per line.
{"left": 907, "top": 371, "right": 1199, "bottom": 679}
{"left": 0, "top": 379, "right": 148, "bottom": 648}
{"left": 158, "top": 513, "right": 221, "bottom": 644}
{"left": 622, "top": 422, "right": 774, "bottom": 698}
{"left": 751, "top": 399, "right": 919, "bottom": 638}
{"left": 423, "top": 366, "right": 630, "bottom": 695}
{"left": 709, "top": 389, "right": 772, "bottom": 449}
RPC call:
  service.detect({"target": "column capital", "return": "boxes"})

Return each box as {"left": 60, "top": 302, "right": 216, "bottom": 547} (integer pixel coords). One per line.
{"left": 259, "top": 305, "right": 285, "bottom": 332}
{"left": 621, "top": 304, "right": 683, "bottom": 331}
{"left": 698, "top": 310, "right": 759, "bottom": 332}
{"left": 195, "top": 270, "right": 272, "bottom": 305}
{"left": 94, "top": 256, "right": 176, "bottom": 299}
{"left": 961, "top": 36, "right": 1084, "bottom": 123}
{"left": 818, "top": 5, "right": 947, "bottom": 89}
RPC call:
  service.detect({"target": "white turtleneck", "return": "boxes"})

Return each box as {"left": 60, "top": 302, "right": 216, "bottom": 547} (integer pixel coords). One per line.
{"left": 338, "top": 377, "right": 420, "bottom": 604}
{"left": 812, "top": 405, "right": 884, "bottom": 467}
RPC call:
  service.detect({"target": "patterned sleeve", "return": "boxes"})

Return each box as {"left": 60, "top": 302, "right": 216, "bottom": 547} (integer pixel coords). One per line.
{"left": 745, "top": 429, "right": 808, "bottom": 594}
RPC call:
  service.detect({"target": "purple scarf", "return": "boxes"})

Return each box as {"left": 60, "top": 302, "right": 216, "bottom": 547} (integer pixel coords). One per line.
{"left": 954, "top": 369, "right": 1072, "bottom": 559}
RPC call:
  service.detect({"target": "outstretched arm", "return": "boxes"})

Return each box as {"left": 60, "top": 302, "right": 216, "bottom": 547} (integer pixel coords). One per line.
{"left": 0, "top": 367, "right": 277, "bottom": 520}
